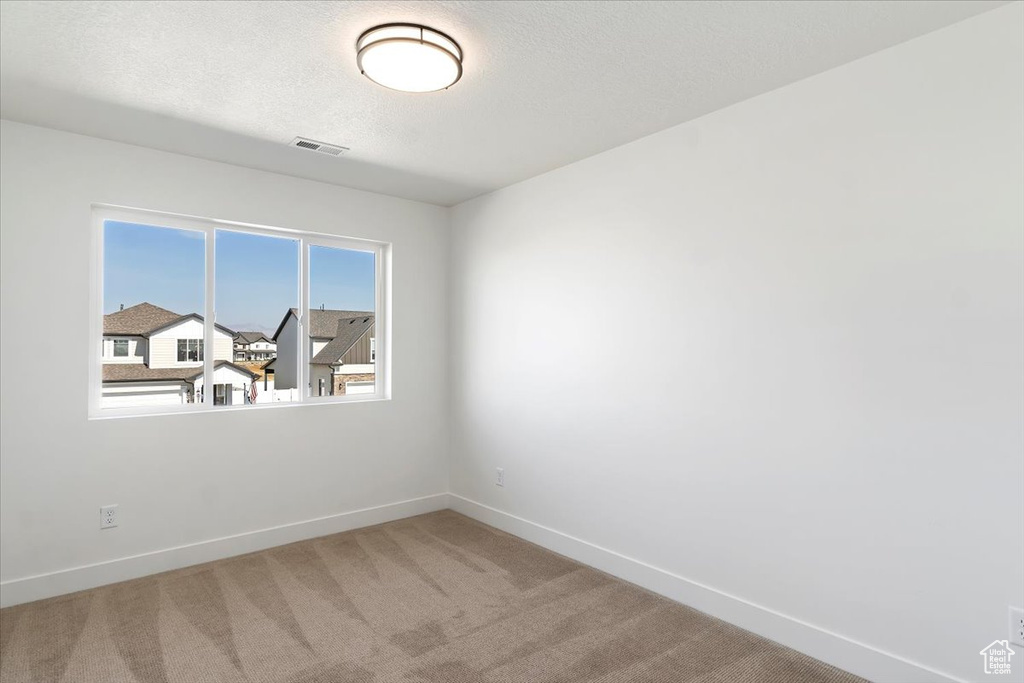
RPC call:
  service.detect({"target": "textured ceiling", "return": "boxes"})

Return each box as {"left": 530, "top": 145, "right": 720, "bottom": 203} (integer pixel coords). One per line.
{"left": 0, "top": 1, "right": 1007, "bottom": 206}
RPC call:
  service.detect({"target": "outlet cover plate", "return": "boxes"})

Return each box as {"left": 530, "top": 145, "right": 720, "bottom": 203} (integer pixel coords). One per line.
{"left": 1011, "top": 606, "right": 1024, "bottom": 647}
{"left": 100, "top": 504, "right": 118, "bottom": 529}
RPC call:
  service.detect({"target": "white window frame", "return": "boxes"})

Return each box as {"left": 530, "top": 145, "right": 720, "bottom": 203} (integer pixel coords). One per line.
{"left": 89, "top": 204, "right": 391, "bottom": 419}
{"left": 176, "top": 338, "right": 204, "bottom": 363}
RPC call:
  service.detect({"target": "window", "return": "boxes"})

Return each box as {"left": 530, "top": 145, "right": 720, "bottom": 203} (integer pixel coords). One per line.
{"left": 308, "top": 244, "right": 377, "bottom": 398}
{"left": 91, "top": 206, "right": 388, "bottom": 417}
{"left": 213, "top": 383, "right": 231, "bottom": 406}
{"left": 216, "top": 229, "right": 298, "bottom": 407}
{"left": 176, "top": 339, "right": 204, "bottom": 362}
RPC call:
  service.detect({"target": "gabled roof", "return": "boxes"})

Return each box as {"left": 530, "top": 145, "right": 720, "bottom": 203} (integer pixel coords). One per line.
{"left": 146, "top": 314, "right": 236, "bottom": 338}
{"left": 311, "top": 316, "right": 374, "bottom": 365}
{"left": 272, "top": 308, "right": 373, "bottom": 341}
{"left": 103, "top": 302, "right": 236, "bottom": 338}
{"left": 103, "top": 302, "right": 180, "bottom": 335}
{"left": 234, "top": 331, "right": 273, "bottom": 344}
{"left": 206, "top": 360, "right": 260, "bottom": 380}
{"left": 102, "top": 360, "right": 258, "bottom": 384}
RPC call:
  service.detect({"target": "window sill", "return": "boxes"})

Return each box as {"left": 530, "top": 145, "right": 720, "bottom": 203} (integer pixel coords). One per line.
{"left": 88, "top": 394, "right": 391, "bottom": 420}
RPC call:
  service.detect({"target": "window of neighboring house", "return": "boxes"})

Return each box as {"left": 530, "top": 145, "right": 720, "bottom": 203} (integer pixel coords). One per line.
{"left": 177, "top": 339, "right": 204, "bottom": 362}
{"left": 92, "top": 206, "right": 388, "bottom": 417}
{"left": 213, "top": 383, "right": 230, "bottom": 405}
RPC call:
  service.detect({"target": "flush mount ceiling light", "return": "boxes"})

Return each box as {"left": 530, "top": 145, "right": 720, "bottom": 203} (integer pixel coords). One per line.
{"left": 356, "top": 23, "right": 463, "bottom": 93}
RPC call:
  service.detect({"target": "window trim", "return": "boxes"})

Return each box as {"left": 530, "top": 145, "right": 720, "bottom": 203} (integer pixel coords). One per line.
{"left": 89, "top": 204, "right": 390, "bottom": 419}
{"left": 112, "top": 339, "right": 129, "bottom": 357}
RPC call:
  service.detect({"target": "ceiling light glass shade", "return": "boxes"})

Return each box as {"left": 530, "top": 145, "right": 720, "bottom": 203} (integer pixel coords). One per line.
{"left": 357, "top": 24, "right": 463, "bottom": 93}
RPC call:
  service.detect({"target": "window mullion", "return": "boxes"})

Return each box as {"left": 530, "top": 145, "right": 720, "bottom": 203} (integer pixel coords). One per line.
{"left": 299, "top": 237, "right": 309, "bottom": 403}
{"left": 203, "top": 227, "right": 215, "bottom": 409}
{"left": 376, "top": 244, "right": 387, "bottom": 399}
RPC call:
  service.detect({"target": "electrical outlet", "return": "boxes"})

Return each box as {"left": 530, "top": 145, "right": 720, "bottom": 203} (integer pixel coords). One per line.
{"left": 1011, "top": 606, "right": 1024, "bottom": 647}
{"left": 496, "top": 468, "right": 504, "bottom": 487}
{"left": 100, "top": 504, "right": 118, "bottom": 529}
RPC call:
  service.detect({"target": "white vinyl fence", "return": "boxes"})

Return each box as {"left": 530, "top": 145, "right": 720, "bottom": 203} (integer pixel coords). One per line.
{"left": 248, "top": 377, "right": 299, "bottom": 404}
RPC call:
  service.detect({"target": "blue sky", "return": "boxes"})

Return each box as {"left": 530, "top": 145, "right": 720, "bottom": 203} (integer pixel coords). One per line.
{"left": 104, "top": 221, "right": 375, "bottom": 334}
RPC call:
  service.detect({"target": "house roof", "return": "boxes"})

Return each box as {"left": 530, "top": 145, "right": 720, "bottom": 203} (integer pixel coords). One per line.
{"left": 272, "top": 308, "right": 373, "bottom": 341}
{"left": 208, "top": 360, "right": 260, "bottom": 380}
{"left": 234, "top": 331, "right": 273, "bottom": 344}
{"left": 103, "top": 302, "right": 180, "bottom": 335}
{"left": 146, "top": 314, "right": 236, "bottom": 338}
{"left": 103, "top": 303, "right": 236, "bottom": 338}
{"left": 102, "top": 365, "right": 199, "bottom": 384}
{"left": 102, "top": 360, "right": 258, "bottom": 384}
{"left": 311, "top": 316, "right": 374, "bottom": 365}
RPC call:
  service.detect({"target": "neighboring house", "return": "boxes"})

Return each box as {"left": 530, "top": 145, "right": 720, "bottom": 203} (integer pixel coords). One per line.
{"left": 272, "top": 308, "right": 375, "bottom": 396}
{"left": 233, "top": 331, "right": 277, "bottom": 362}
{"left": 102, "top": 302, "right": 258, "bottom": 407}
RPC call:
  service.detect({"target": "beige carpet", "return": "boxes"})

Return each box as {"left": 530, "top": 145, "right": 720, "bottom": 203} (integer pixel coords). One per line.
{"left": 0, "top": 511, "right": 867, "bottom": 683}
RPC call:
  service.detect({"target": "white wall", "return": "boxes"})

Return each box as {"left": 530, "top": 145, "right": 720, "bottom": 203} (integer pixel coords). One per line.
{"left": 0, "top": 120, "right": 450, "bottom": 602}
{"left": 449, "top": 7, "right": 1023, "bottom": 683}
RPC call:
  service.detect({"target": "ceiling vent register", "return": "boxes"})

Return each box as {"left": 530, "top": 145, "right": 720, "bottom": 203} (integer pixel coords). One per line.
{"left": 289, "top": 137, "right": 349, "bottom": 156}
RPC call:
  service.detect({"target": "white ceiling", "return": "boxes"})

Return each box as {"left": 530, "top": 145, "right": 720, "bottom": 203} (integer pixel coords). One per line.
{"left": 0, "top": 1, "right": 1007, "bottom": 206}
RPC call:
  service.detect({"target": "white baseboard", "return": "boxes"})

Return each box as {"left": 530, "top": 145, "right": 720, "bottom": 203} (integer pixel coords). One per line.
{"left": 449, "top": 494, "right": 961, "bottom": 683}
{"left": 0, "top": 493, "right": 449, "bottom": 609}
{"left": 0, "top": 491, "right": 965, "bottom": 683}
